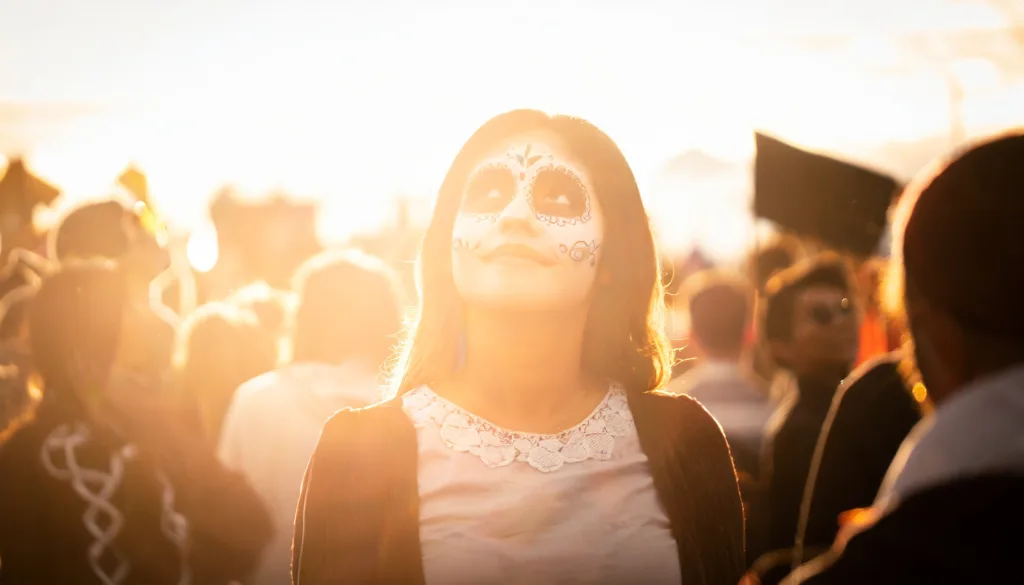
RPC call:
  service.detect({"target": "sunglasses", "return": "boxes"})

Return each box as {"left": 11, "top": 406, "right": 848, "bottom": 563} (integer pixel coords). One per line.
{"left": 807, "top": 298, "right": 853, "bottom": 326}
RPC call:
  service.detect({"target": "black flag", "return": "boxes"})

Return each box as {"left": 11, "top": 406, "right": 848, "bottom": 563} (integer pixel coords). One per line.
{"left": 754, "top": 132, "right": 900, "bottom": 256}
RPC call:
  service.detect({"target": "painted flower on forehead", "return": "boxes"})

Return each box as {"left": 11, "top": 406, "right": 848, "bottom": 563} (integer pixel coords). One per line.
{"left": 509, "top": 144, "right": 546, "bottom": 178}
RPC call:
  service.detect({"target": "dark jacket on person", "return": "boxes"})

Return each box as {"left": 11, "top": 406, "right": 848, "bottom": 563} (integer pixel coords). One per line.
{"left": 784, "top": 473, "right": 1024, "bottom": 585}
{"left": 0, "top": 407, "right": 190, "bottom": 585}
{"left": 291, "top": 390, "right": 746, "bottom": 585}
{"left": 0, "top": 346, "right": 32, "bottom": 439}
{"left": 759, "top": 376, "right": 837, "bottom": 559}
{"left": 793, "top": 353, "right": 921, "bottom": 566}
{"left": 0, "top": 395, "right": 273, "bottom": 585}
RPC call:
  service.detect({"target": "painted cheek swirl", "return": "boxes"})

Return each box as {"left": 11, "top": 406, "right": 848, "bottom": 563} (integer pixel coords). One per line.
{"left": 452, "top": 238, "right": 481, "bottom": 252}
{"left": 558, "top": 240, "right": 601, "bottom": 268}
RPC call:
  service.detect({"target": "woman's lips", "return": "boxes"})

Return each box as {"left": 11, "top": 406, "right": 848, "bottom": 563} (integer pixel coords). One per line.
{"left": 481, "top": 243, "right": 556, "bottom": 266}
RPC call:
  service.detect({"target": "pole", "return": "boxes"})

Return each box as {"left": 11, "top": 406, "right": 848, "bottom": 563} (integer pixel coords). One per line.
{"left": 943, "top": 67, "right": 967, "bottom": 147}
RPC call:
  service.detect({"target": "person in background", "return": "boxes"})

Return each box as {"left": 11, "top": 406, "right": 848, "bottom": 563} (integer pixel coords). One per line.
{"left": 754, "top": 256, "right": 860, "bottom": 574}
{"left": 49, "top": 196, "right": 177, "bottom": 388}
{"left": 753, "top": 239, "right": 801, "bottom": 294}
{"left": 0, "top": 262, "right": 272, "bottom": 585}
{"left": 784, "top": 131, "right": 1024, "bottom": 585}
{"left": 0, "top": 262, "right": 191, "bottom": 584}
{"left": 0, "top": 247, "right": 47, "bottom": 301}
{"left": 667, "top": 270, "right": 769, "bottom": 480}
{"left": 0, "top": 285, "right": 36, "bottom": 349}
{"left": 226, "top": 281, "right": 293, "bottom": 352}
{"left": 176, "top": 302, "right": 278, "bottom": 445}
{"left": 853, "top": 259, "right": 898, "bottom": 367}
{"left": 218, "top": 249, "right": 404, "bottom": 585}
{"left": 788, "top": 347, "right": 922, "bottom": 569}
{"left": 0, "top": 284, "right": 37, "bottom": 440}
{"left": 749, "top": 237, "right": 802, "bottom": 396}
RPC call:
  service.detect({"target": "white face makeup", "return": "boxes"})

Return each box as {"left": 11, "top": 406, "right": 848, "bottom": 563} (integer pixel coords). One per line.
{"left": 451, "top": 136, "right": 605, "bottom": 310}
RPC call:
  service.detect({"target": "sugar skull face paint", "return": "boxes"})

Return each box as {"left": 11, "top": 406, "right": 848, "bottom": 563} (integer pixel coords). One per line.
{"left": 451, "top": 134, "right": 605, "bottom": 310}
{"left": 459, "top": 143, "right": 593, "bottom": 227}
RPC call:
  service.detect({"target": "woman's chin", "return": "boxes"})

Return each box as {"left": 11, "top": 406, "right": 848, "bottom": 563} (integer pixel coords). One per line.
{"left": 461, "top": 288, "right": 589, "bottom": 313}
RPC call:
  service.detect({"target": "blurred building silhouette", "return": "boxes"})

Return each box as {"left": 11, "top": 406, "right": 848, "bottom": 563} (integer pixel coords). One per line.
{"left": 208, "top": 189, "right": 322, "bottom": 291}
{"left": 0, "top": 157, "right": 59, "bottom": 258}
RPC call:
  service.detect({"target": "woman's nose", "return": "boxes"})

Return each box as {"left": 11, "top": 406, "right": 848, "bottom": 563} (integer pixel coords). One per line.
{"left": 496, "top": 194, "right": 541, "bottom": 235}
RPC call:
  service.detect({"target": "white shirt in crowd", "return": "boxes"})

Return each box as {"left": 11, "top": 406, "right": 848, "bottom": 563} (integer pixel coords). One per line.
{"left": 874, "top": 364, "right": 1024, "bottom": 514}
{"left": 218, "top": 361, "right": 387, "bottom": 585}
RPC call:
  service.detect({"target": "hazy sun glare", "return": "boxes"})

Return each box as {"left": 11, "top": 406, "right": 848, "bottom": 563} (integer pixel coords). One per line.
{"left": 2, "top": 0, "right": 1021, "bottom": 257}
{"left": 186, "top": 222, "right": 219, "bottom": 273}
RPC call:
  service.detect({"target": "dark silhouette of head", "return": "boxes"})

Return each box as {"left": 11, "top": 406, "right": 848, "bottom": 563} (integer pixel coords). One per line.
{"left": 753, "top": 237, "right": 800, "bottom": 291}
{"left": 176, "top": 302, "right": 277, "bottom": 440}
{"left": 29, "top": 261, "right": 129, "bottom": 412}
{"left": 228, "top": 281, "right": 292, "bottom": 341}
{"left": 684, "top": 271, "right": 753, "bottom": 362}
{"left": 392, "top": 109, "right": 672, "bottom": 395}
{"left": 49, "top": 196, "right": 169, "bottom": 285}
{"left": 291, "top": 249, "right": 404, "bottom": 367}
{"left": 892, "top": 131, "right": 1024, "bottom": 405}
{"left": 762, "top": 254, "right": 859, "bottom": 383}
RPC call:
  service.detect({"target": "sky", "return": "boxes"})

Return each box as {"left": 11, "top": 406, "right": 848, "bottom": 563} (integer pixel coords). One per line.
{"left": 1, "top": 0, "right": 1022, "bottom": 257}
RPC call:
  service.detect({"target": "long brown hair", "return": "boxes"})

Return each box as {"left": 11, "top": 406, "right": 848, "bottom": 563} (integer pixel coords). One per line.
{"left": 390, "top": 109, "right": 673, "bottom": 396}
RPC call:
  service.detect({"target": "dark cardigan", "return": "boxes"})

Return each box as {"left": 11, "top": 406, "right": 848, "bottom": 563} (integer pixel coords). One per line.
{"left": 291, "top": 390, "right": 746, "bottom": 585}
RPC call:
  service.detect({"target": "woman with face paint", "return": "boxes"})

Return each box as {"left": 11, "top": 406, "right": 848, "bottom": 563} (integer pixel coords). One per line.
{"left": 292, "top": 110, "right": 745, "bottom": 585}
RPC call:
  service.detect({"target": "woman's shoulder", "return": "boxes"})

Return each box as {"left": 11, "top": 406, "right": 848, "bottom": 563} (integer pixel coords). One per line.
{"left": 629, "top": 389, "right": 734, "bottom": 465}
{"left": 314, "top": 399, "right": 418, "bottom": 467}
{"left": 306, "top": 399, "right": 419, "bottom": 502}
{"left": 630, "top": 389, "right": 724, "bottom": 435}
{"left": 321, "top": 398, "right": 412, "bottom": 438}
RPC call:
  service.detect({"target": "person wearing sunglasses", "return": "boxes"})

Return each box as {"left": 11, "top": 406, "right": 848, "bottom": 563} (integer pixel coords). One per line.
{"left": 749, "top": 255, "right": 860, "bottom": 581}
{"left": 783, "top": 131, "right": 1024, "bottom": 585}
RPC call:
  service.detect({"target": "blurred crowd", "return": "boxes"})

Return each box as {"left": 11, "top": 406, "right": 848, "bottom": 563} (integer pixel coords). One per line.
{"left": 0, "top": 119, "right": 1021, "bottom": 585}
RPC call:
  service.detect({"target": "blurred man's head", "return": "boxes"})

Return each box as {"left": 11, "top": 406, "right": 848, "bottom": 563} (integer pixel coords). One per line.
{"left": 49, "top": 196, "right": 170, "bottom": 286}
{"left": 684, "top": 271, "right": 752, "bottom": 363}
{"left": 892, "top": 131, "right": 1024, "bottom": 405}
{"left": 50, "top": 197, "right": 177, "bottom": 383}
{"left": 753, "top": 236, "right": 800, "bottom": 291}
{"left": 291, "top": 249, "right": 404, "bottom": 366}
{"left": 29, "top": 261, "right": 129, "bottom": 409}
{"left": 763, "top": 254, "right": 860, "bottom": 383}
{"left": 177, "top": 302, "right": 278, "bottom": 439}
{"left": 227, "top": 281, "right": 292, "bottom": 341}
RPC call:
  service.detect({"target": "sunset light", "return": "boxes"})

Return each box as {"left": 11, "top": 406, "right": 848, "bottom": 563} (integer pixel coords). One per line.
{"left": 2, "top": 0, "right": 1022, "bottom": 256}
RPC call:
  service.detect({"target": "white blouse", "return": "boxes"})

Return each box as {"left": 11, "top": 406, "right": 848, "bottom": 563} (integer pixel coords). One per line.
{"left": 402, "top": 386, "right": 682, "bottom": 585}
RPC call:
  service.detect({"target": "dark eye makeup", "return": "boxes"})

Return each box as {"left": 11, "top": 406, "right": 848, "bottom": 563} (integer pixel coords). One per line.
{"left": 461, "top": 166, "right": 516, "bottom": 215}
{"left": 530, "top": 168, "right": 588, "bottom": 219}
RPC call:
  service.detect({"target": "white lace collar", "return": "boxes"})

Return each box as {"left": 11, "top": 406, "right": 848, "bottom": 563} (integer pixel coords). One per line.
{"left": 402, "top": 385, "right": 635, "bottom": 473}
